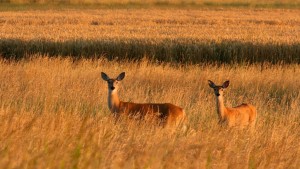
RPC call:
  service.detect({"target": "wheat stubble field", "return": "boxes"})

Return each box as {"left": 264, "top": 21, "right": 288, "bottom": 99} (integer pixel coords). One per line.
{"left": 0, "top": 2, "right": 300, "bottom": 169}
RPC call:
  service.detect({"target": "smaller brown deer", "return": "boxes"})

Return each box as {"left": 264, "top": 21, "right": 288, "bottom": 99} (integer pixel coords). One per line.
{"left": 208, "top": 80, "right": 257, "bottom": 127}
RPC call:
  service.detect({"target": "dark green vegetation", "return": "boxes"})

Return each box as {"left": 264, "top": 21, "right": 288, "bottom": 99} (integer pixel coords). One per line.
{"left": 1, "top": 39, "right": 299, "bottom": 64}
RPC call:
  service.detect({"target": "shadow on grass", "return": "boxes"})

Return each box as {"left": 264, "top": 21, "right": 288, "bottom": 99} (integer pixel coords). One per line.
{"left": 0, "top": 38, "right": 299, "bottom": 64}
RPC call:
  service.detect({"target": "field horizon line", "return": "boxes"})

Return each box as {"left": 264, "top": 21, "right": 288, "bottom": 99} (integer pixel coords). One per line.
{"left": 1, "top": 1, "right": 300, "bottom": 11}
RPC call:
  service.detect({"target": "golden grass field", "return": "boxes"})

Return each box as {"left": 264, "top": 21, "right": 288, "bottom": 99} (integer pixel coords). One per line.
{"left": 0, "top": 3, "right": 300, "bottom": 169}
{"left": 0, "top": 57, "right": 300, "bottom": 168}
{"left": 1, "top": 8, "right": 299, "bottom": 42}
{"left": 0, "top": 7, "right": 299, "bottom": 63}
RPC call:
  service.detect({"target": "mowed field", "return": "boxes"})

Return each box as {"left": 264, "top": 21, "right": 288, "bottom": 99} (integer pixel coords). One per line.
{"left": 0, "top": 4, "right": 300, "bottom": 169}
{"left": 1, "top": 8, "right": 299, "bottom": 43}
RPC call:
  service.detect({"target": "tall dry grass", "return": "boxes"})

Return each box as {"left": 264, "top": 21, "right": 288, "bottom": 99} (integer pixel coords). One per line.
{"left": 0, "top": 56, "right": 299, "bottom": 168}
{"left": 0, "top": 9, "right": 299, "bottom": 63}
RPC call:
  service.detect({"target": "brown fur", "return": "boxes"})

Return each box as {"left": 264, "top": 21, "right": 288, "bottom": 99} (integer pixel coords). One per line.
{"left": 222, "top": 103, "right": 257, "bottom": 127}
{"left": 208, "top": 80, "right": 257, "bottom": 127}
{"left": 117, "top": 102, "right": 185, "bottom": 127}
{"left": 101, "top": 72, "right": 185, "bottom": 127}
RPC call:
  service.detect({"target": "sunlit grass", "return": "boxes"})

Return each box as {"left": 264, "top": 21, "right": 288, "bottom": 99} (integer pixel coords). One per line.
{"left": 0, "top": 57, "right": 299, "bottom": 168}
{"left": 0, "top": 9, "right": 299, "bottom": 63}
{"left": 0, "top": 5, "right": 299, "bottom": 168}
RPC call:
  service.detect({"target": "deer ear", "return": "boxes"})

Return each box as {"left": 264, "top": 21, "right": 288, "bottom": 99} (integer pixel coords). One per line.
{"left": 101, "top": 72, "right": 109, "bottom": 81}
{"left": 117, "top": 72, "right": 125, "bottom": 81}
{"left": 223, "top": 80, "right": 230, "bottom": 88}
{"left": 208, "top": 80, "right": 216, "bottom": 88}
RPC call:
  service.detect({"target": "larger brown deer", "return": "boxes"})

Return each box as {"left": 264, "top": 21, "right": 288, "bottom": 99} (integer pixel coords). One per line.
{"left": 208, "top": 80, "right": 257, "bottom": 127}
{"left": 101, "top": 72, "right": 186, "bottom": 127}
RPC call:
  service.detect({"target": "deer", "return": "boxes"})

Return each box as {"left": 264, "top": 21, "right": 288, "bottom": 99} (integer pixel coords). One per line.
{"left": 208, "top": 80, "right": 257, "bottom": 128}
{"left": 101, "top": 72, "right": 186, "bottom": 127}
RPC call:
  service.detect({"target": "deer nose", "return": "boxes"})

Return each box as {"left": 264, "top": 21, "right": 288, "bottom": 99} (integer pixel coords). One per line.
{"left": 111, "top": 87, "right": 115, "bottom": 90}
{"left": 216, "top": 93, "right": 220, "bottom": 96}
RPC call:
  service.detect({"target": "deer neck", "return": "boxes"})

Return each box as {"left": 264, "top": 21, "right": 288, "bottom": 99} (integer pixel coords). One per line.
{"left": 216, "top": 95, "right": 226, "bottom": 120}
{"left": 108, "top": 90, "right": 120, "bottom": 114}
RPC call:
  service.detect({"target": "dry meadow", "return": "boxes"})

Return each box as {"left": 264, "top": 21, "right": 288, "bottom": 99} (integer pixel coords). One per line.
{"left": 0, "top": 3, "right": 300, "bottom": 169}
{"left": 0, "top": 57, "right": 299, "bottom": 169}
